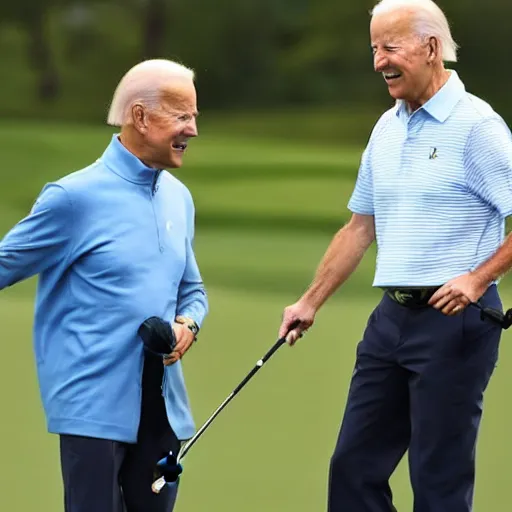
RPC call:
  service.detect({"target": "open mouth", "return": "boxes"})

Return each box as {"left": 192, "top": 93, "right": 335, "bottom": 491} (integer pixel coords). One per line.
{"left": 172, "top": 142, "right": 188, "bottom": 152}
{"left": 383, "top": 72, "right": 402, "bottom": 82}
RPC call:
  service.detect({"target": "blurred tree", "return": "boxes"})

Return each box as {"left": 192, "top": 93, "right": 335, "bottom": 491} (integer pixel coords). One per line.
{"left": 275, "top": 1, "right": 374, "bottom": 102}
{"left": 140, "top": 0, "right": 167, "bottom": 59}
{"left": 0, "top": 0, "right": 510, "bottom": 123}
{"left": 1, "top": 1, "right": 61, "bottom": 101}
{"left": 61, "top": 2, "right": 96, "bottom": 60}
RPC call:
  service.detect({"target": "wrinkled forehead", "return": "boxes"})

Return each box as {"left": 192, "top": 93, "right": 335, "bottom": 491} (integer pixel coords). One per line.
{"left": 159, "top": 79, "right": 197, "bottom": 112}
{"left": 370, "top": 8, "right": 417, "bottom": 45}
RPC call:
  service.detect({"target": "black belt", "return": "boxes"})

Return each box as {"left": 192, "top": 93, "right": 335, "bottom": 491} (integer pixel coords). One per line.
{"left": 383, "top": 287, "right": 440, "bottom": 309}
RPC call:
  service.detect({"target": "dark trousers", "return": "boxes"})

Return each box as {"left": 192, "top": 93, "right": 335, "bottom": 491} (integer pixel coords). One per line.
{"left": 328, "top": 285, "right": 502, "bottom": 512}
{"left": 60, "top": 353, "right": 181, "bottom": 512}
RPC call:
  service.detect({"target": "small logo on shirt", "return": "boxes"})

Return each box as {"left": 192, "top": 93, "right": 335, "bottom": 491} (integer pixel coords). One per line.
{"left": 166, "top": 220, "right": 173, "bottom": 232}
{"left": 429, "top": 147, "right": 438, "bottom": 160}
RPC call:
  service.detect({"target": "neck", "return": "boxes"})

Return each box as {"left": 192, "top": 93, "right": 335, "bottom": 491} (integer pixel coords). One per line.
{"left": 407, "top": 66, "right": 450, "bottom": 112}
{"left": 118, "top": 127, "right": 157, "bottom": 169}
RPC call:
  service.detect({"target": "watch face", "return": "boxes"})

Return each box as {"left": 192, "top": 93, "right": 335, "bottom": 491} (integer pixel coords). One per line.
{"left": 177, "top": 317, "right": 199, "bottom": 336}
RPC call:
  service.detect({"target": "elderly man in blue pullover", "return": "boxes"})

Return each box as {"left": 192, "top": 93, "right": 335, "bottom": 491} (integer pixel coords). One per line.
{"left": 0, "top": 59, "right": 208, "bottom": 512}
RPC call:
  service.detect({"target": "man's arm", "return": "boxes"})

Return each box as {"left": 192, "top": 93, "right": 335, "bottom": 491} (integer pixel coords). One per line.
{"left": 430, "top": 116, "right": 512, "bottom": 314}
{"left": 165, "top": 189, "right": 208, "bottom": 365}
{"left": 301, "top": 213, "right": 375, "bottom": 310}
{"left": 0, "top": 184, "right": 73, "bottom": 291}
{"left": 472, "top": 232, "right": 512, "bottom": 284}
{"left": 175, "top": 235, "right": 208, "bottom": 327}
{"left": 279, "top": 213, "right": 375, "bottom": 343}
{"left": 465, "top": 117, "right": 512, "bottom": 285}
{"left": 175, "top": 189, "right": 208, "bottom": 328}
{"left": 429, "top": 231, "right": 512, "bottom": 315}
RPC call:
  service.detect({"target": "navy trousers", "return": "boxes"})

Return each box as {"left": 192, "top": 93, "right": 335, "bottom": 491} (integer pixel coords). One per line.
{"left": 60, "top": 352, "right": 181, "bottom": 512}
{"left": 328, "top": 285, "right": 502, "bottom": 512}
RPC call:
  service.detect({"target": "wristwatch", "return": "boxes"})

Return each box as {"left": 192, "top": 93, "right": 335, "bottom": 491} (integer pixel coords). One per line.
{"left": 175, "top": 316, "right": 200, "bottom": 339}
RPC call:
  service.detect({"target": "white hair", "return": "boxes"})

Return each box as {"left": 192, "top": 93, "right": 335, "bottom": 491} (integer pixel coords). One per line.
{"left": 107, "top": 59, "right": 195, "bottom": 127}
{"left": 371, "top": 0, "right": 458, "bottom": 62}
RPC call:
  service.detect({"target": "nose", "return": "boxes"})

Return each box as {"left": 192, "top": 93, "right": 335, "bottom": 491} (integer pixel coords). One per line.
{"left": 373, "top": 50, "right": 388, "bottom": 73}
{"left": 185, "top": 117, "right": 198, "bottom": 137}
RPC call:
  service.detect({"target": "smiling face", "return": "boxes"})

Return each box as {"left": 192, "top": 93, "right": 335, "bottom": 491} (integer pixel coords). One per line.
{"left": 370, "top": 9, "right": 443, "bottom": 111}
{"left": 131, "top": 78, "right": 199, "bottom": 169}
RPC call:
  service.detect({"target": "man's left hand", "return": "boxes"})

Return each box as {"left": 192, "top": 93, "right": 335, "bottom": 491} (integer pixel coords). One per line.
{"left": 428, "top": 272, "right": 489, "bottom": 316}
{"left": 163, "top": 323, "right": 195, "bottom": 366}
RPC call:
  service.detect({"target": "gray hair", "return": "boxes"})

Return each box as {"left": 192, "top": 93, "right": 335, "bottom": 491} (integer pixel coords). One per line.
{"left": 107, "top": 59, "right": 195, "bottom": 127}
{"left": 371, "top": 0, "right": 458, "bottom": 62}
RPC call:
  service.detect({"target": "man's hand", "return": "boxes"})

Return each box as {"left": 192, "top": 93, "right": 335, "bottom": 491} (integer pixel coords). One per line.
{"left": 428, "top": 272, "right": 490, "bottom": 316}
{"left": 163, "top": 323, "right": 195, "bottom": 366}
{"left": 279, "top": 299, "right": 317, "bottom": 346}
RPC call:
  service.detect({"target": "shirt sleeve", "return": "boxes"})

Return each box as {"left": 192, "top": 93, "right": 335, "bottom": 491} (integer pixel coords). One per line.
{"left": 465, "top": 116, "right": 512, "bottom": 217}
{"left": 347, "top": 145, "right": 374, "bottom": 215}
{"left": 0, "top": 183, "right": 73, "bottom": 290}
{"left": 176, "top": 189, "right": 208, "bottom": 328}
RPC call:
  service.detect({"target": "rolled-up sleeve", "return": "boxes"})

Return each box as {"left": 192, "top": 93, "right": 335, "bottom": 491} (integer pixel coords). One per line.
{"left": 176, "top": 190, "right": 208, "bottom": 327}
{"left": 0, "top": 183, "right": 73, "bottom": 290}
{"left": 465, "top": 116, "right": 512, "bottom": 217}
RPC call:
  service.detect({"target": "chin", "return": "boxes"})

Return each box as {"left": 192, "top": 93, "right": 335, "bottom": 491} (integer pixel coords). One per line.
{"left": 387, "top": 87, "right": 404, "bottom": 100}
{"left": 168, "top": 159, "right": 182, "bottom": 169}
{"left": 167, "top": 151, "right": 183, "bottom": 169}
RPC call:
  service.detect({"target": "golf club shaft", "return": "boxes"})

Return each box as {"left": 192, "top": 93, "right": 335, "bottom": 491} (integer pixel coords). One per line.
{"left": 152, "top": 320, "right": 300, "bottom": 492}
{"left": 179, "top": 393, "right": 234, "bottom": 462}
{"left": 153, "top": 397, "right": 235, "bottom": 493}
{"left": 152, "top": 391, "right": 248, "bottom": 493}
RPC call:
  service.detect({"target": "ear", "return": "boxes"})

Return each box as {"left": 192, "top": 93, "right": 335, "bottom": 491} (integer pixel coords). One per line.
{"left": 427, "top": 36, "right": 440, "bottom": 63}
{"left": 131, "top": 103, "right": 149, "bottom": 134}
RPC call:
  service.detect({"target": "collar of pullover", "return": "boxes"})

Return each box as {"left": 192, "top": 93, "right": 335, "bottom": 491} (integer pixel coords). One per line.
{"left": 100, "top": 134, "right": 161, "bottom": 186}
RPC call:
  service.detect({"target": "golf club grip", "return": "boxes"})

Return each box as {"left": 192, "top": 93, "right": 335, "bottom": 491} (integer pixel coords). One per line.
{"left": 505, "top": 309, "right": 512, "bottom": 329}
{"left": 230, "top": 319, "right": 301, "bottom": 395}
{"left": 471, "top": 302, "right": 509, "bottom": 329}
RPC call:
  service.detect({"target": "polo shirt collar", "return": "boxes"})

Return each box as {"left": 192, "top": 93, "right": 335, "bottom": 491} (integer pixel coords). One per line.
{"left": 396, "top": 69, "right": 466, "bottom": 123}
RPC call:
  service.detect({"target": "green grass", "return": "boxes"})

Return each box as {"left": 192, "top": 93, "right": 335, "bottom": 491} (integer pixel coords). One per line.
{"left": 0, "top": 119, "right": 511, "bottom": 511}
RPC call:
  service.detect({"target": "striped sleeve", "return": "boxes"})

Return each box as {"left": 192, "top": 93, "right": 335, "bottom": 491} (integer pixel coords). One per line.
{"left": 347, "top": 145, "right": 374, "bottom": 215}
{"left": 465, "top": 117, "right": 512, "bottom": 217}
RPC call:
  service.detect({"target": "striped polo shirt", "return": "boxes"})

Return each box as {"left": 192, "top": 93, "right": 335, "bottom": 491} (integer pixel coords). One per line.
{"left": 348, "top": 70, "right": 512, "bottom": 287}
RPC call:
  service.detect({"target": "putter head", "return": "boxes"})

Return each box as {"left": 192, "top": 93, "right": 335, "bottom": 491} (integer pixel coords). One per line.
{"left": 156, "top": 451, "right": 183, "bottom": 483}
{"left": 138, "top": 317, "right": 177, "bottom": 357}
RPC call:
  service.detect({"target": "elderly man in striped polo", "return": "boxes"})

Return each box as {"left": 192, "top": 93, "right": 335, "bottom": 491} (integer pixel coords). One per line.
{"left": 279, "top": 0, "right": 512, "bottom": 510}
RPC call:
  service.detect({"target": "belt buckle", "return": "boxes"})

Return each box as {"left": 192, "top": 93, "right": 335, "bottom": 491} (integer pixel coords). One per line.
{"left": 387, "top": 288, "right": 433, "bottom": 308}
{"left": 392, "top": 289, "right": 415, "bottom": 305}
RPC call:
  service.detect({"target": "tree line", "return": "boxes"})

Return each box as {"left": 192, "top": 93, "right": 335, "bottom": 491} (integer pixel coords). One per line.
{"left": 1, "top": 0, "right": 510, "bottom": 121}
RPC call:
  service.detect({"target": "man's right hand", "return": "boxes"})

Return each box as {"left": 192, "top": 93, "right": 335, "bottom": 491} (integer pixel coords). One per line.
{"left": 279, "top": 300, "right": 317, "bottom": 346}
{"left": 163, "top": 322, "right": 195, "bottom": 366}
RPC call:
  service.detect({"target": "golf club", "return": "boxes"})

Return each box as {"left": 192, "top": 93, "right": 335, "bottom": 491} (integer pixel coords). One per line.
{"left": 471, "top": 301, "right": 512, "bottom": 329}
{"left": 151, "top": 319, "right": 301, "bottom": 494}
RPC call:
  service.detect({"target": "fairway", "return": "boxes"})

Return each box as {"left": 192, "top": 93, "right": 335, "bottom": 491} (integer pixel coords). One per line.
{"left": 0, "top": 120, "right": 511, "bottom": 511}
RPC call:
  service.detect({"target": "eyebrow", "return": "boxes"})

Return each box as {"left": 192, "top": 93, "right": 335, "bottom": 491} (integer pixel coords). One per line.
{"left": 370, "top": 41, "right": 402, "bottom": 51}
{"left": 166, "top": 108, "right": 199, "bottom": 118}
